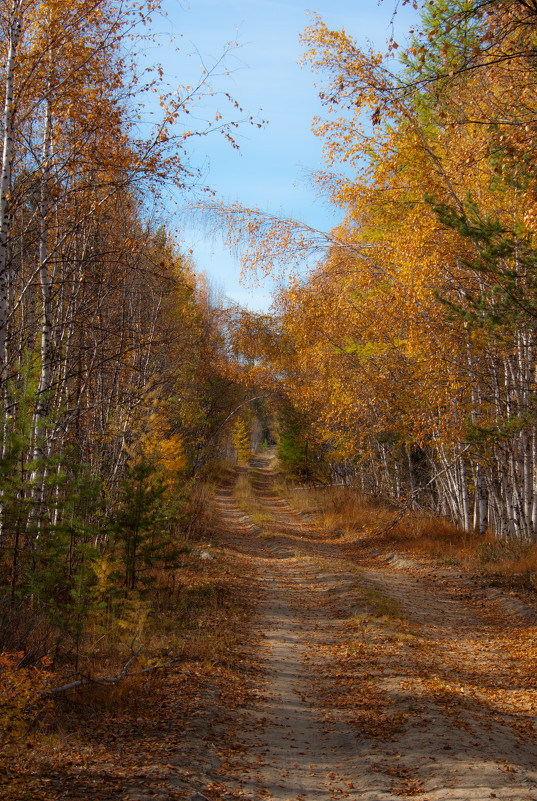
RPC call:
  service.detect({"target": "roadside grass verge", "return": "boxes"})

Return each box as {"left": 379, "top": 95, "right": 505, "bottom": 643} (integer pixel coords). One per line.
{"left": 234, "top": 468, "right": 274, "bottom": 529}
{"left": 279, "top": 479, "right": 537, "bottom": 591}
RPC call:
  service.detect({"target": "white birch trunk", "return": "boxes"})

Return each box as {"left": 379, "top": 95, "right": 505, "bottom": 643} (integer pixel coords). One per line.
{"left": 34, "top": 92, "right": 53, "bottom": 443}
{"left": 475, "top": 463, "right": 488, "bottom": 534}
{"left": 30, "top": 89, "right": 53, "bottom": 539}
{"left": 458, "top": 454, "right": 471, "bottom": 531}
{"left": 0, "top": 0, "right": 21, "bottom": 381}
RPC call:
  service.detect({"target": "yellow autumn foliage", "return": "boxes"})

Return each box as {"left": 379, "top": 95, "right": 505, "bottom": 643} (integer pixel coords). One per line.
{"left": 143, "top": 412, "right": 187, "bottom": 489}
{"left": 232, "top": 416, "right": 251, "bottom": 465}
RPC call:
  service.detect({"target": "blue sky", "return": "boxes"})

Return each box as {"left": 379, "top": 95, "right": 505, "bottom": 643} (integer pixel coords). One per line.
{"left": 154, "top": 0, "right": 419, "bottom": 310}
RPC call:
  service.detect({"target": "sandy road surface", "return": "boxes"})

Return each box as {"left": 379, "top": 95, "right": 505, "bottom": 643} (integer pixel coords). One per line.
{"left": 210, "top": 455, "right": 537, "bottom": 801}
{"left": 29, "top": 455, "right": 537, "bottom": 801}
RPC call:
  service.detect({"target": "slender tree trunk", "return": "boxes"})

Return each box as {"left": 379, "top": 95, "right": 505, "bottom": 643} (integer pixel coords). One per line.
{"left": 34, "top": 91, "right": 53, "bottom": 436}
{"left": 475, "top": 463, "right": 488, "bottom": 534}
{"left": 30, "top": 89, "right": 54, "bottom": 540}
{"left": 458, "top": 454, "right": 471, "bottom": 531}
{"left": 0, "top": 0, "right": 22, "bottom": 383}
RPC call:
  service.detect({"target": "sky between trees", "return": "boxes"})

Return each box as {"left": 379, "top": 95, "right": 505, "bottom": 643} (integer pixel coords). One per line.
{"left": 154, "top": 0, "right": 420, "bottom": 311}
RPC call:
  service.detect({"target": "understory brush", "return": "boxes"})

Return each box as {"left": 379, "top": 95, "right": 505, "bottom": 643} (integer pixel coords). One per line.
{"left": 0, "top": 464, "right": 246, "bottom": 785}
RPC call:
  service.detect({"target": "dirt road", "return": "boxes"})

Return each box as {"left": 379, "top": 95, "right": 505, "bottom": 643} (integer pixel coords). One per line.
{"left": 38, "top": 455, "right": 537, "bottom": 801}
{"left": 209, "top": 455, "right": 537, "bottom": 801}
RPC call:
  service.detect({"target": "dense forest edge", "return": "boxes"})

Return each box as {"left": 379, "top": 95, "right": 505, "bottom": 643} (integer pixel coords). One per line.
{"left": 4, "top": 0, "right": 537, "bottom": 791}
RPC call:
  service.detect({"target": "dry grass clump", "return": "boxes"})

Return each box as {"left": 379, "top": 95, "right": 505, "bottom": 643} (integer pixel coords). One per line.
{"left": 234, "top": 469, "right": 253, "bottom": 505}
{"left": 278, "top": 483, "right": 378, "bottom": 531}
{"left": 385, "top": 514, "right": 483, "bottom": 565}
{"left": 281, "top": 483, "right": 398, "bottom": 538}
{"left": 283, "top": 482, "right": 478, "bottom": 557}
{"left": 384, "top": 516, "right": 537, "bottom": 588}
{"left": 473, "top": 538, "right": 537, "bottom": 588}
{"left": 281, "top": 482, "right": 537, "bottom": 584}
{"left": 186, "top": 461, "right": 237, "bottom": 539}
{"left": 361, "top": 588, "right": 406, "bottom": 621}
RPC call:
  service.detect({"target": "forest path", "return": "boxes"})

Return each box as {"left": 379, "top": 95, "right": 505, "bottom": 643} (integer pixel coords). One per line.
{"left": 213, "top": 469, "right": 362, "bottom": 801}
{"left": 209, "top": 454, "right": 537, "bottom": 801}
{"left": 37, "top": 456, "right": 537, "bottom": 801}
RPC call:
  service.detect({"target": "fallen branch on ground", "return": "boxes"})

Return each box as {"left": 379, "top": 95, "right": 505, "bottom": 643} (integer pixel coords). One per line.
{"left": 42, "top": 653, "right": 183, "bottom": 697}
{"left": 292, "top": 483, "right": 346, "bottom": 490}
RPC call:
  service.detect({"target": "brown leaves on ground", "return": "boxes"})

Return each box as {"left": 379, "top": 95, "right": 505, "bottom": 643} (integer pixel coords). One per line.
{"left": 7, "top": 458, "right": 537, "bottom": 801}
{"left": 0, "top": 541, "right": 257, "bottom": 801}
